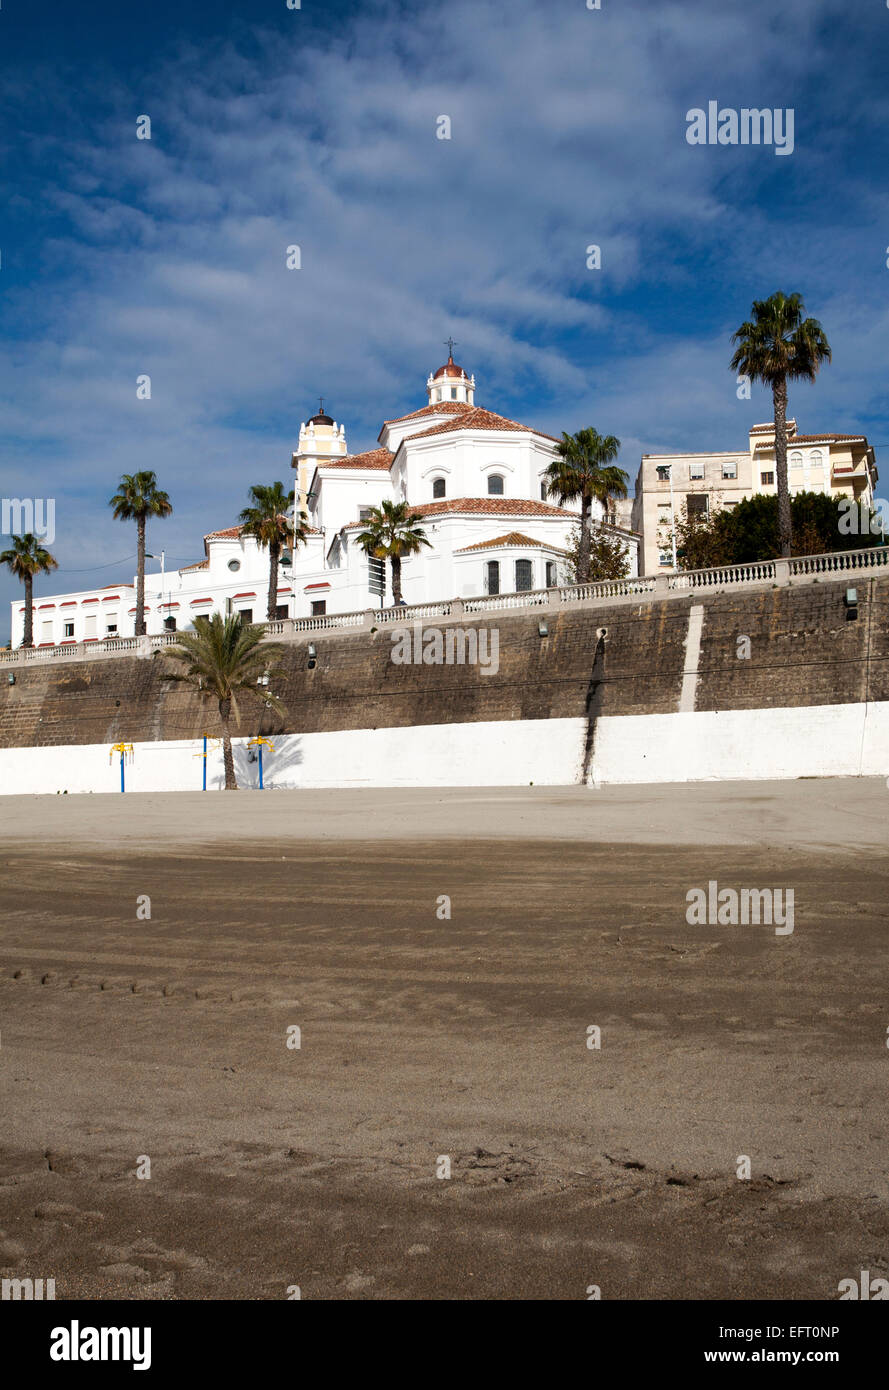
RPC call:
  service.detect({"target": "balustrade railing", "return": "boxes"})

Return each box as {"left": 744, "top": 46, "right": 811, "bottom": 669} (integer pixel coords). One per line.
{"left": 3, "top": 544, "right": 885, "bottom": 666}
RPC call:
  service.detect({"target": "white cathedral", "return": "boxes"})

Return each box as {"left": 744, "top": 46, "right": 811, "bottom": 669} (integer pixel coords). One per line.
{"left": 10, "top": 352, "right": 639, "bottom": 646}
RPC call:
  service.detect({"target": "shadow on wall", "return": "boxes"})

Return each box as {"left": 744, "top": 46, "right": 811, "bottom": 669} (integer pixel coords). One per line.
{"left": 581, "top": 630, "right": 607, "bottom": 785}
{"left": 208, "top": 735, "right": 304, "bottom": 791}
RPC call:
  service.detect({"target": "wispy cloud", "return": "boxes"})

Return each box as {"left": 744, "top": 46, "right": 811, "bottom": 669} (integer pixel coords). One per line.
{"left": 1, "top": 0, "right": 887, "bottom": 633}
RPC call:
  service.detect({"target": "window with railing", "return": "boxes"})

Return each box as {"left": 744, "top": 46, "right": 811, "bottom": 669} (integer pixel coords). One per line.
{"left": 515, "top": 558, "right": 533, "bottom": 591}
{"left": 486, "top": 560, "right": 500, "bottom": 595}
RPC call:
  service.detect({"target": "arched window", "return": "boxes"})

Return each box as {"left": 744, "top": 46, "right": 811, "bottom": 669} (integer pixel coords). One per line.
{"left": 487, "top": 474, "right": 504, "bottom": 496}
{"left": 486, "top": 560, "right": 500, "bottom": 595}
{"left": 789, "top": 451, "right": 803, "bottom": 470}
{"left": 515, "top": 558, "right": 533, "bottom": 591}
{"left": 432, "top": 477, "right": 446, "bottom": 499}
{"left": 809, "top": 450, "right": 823, "bottom": 470}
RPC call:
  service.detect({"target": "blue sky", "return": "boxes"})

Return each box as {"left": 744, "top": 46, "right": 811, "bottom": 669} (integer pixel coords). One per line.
{"left": 2, "top": 0, "right": 888, "bottom": 638}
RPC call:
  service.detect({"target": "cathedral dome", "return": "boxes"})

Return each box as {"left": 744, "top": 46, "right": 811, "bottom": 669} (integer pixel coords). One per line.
{"left": 426, "top": 344, "right": 475, "bottom": 406}
{"left": 432, "top": 355, "right": 465, "bottom": 380}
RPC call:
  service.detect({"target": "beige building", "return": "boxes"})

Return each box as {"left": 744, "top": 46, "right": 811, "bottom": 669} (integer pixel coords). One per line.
{"left": 631, "top": 421, "right": 878, "bottom": 575}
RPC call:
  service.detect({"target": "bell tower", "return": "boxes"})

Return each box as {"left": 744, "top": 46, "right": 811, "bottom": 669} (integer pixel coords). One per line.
{"left": 291, "top": 400, "right": 348, "bottom": 511}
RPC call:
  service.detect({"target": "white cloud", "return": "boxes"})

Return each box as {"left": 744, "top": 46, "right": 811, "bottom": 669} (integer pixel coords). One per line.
{"left": 1, "top": 0, "right": 886, "bottom": 633}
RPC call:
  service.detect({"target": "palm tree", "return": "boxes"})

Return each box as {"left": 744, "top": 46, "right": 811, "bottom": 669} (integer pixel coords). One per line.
{"left": 730, "top": 292, "right": 831, "bottom": 558}
{"left": 238, "top": 482, "right": 308, "bottom": 621}
{"left": 163, "top": 613, "right": 285, "bottom": 790}
{"left": 355, "top": 499, "right": 431, "bottom": 605}
{"left": 544, "top": 428, "right": 627, "bottom": 582}
{"left": 109, "top": 471, "right": 173, "bottom": 635}
{"left": 1, "top": 534, "right": 58, "bottom": 647}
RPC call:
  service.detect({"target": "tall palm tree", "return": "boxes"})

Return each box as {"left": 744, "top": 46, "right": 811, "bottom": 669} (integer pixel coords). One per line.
{"left": 1, "top": 533, "right": 58, "bottom": 647}
{"left": 109, "top": 471, "right": 172, "bottom": 635}
{"left": 730, "top": 292, "right": 831, "bottom": 558}
{"left": 355, "top": 499, "right": 431, "bottom": 605}
{"left": 163, "top": 613, "right": 284, "bottom": 790}
{"left": 544, "top": 428, "right": 627, "bottom": 582}
{"left": 238, "top": 482, "right": 308, "bottom": 621}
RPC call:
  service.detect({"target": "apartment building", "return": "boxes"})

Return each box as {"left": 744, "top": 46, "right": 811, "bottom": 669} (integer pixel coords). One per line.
{"left": 631, "top": 421, "right": 878, "bottom": 575}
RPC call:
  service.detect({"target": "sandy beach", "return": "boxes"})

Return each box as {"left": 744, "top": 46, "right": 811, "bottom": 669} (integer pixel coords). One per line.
{"left": 1, "top": 780, "right": 887, "bottom": 1299}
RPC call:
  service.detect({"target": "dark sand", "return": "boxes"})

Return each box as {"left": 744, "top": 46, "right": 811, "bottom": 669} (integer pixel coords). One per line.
{"left": 1, "top": 782, "right": 888, "bottom": 1300}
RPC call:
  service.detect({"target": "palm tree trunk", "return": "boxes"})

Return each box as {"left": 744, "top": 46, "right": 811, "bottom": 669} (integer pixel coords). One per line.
{"left": 577, "top": 496, "right": 592, "bottom": 583}
{"left": 135, "top": 514, "right": 146, "bottom": 636}
{"left": 267, "top": 541, "right": 279, "bottom": 622}
{"left": 391, "top": 554, "right": 403, "bottom": 604}
{"left": 219, "top": 698, "right": 238, "bottom": 790}
{"left": 22, "top": 571, "right": 34, "bottom": 647}
{"left": 773, "top": 378, "right": 792, "bottom": 558}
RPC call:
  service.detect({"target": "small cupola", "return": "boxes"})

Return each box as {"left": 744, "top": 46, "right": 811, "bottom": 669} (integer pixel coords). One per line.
{"left": 426, "top": 340, "right": 475, "bottom": 405}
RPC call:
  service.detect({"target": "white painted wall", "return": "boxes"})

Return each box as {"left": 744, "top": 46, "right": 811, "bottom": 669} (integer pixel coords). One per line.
{"left": 590, "top": 703, "right": 889, "bottom": 785}
{"left": 1, "top": 702, "right": 887, "bottom": 795}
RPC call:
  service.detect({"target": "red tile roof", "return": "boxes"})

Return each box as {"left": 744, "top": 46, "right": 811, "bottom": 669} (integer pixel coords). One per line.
{"left": 790, "top": 434, "right": 866, "bottom": 444}
{"left": 180, "top": 558, "right": 209, "bottom": 572}
{"left": 407, "top": 406, "right": 560, "bottom": 443}
{"left": 380, "top": 402, "right": 471, "bottom": 427}
{"left": 204, "top": 524, "right": 243, "bottom": 540}
{"left": 203, "top": 522, "right": 320, "bottom": 541}
{"left": 316, "top": 447, "right": 393, "bottom": 471}
{"left": 455, "top": 531, "right": 568, "bottom": 553}
{"left": 413, "top": 496, "right": 574, "bottom": 519}
{"left": 342, "top": 497, "right": 577, "bottom": 529}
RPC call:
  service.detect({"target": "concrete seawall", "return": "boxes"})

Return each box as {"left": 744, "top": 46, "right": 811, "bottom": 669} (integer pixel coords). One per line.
{"left": 1, "top": 573, "right": 886, "bottom": 791}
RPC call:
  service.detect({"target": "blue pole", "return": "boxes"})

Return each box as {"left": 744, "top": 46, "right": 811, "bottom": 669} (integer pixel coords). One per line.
{"left": 120, "top": 752, "right": 125, "bottom": 793}
{"left": 202, "top": 734, "right": 207, "bottom": 791}
{"left": 258, "top": 745, "right": 264, "bottom": 790}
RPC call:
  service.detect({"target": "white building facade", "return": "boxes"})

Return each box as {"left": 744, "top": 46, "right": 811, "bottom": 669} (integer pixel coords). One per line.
{"left": 10, "top": 355, "right": 639, "bottom": 645}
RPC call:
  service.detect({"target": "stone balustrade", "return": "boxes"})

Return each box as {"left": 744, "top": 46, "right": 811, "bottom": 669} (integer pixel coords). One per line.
{"left": 2, "top": 543, "right": 885, "bottom": 668}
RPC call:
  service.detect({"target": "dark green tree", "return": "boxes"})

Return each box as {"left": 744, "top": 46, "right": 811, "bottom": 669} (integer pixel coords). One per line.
{"left": 730, "top": 293, "right": 831, "bottom": 558}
